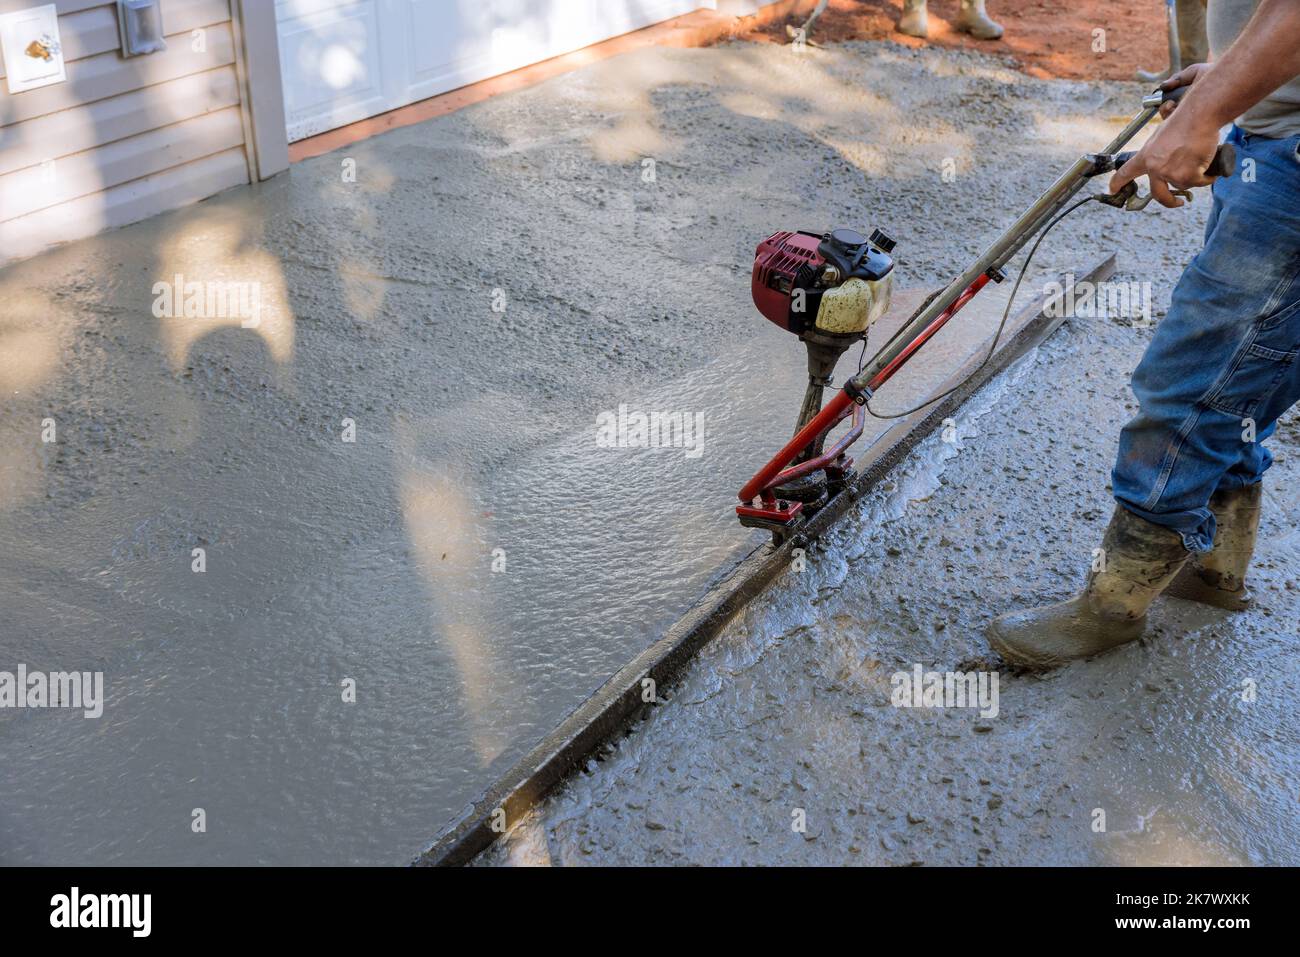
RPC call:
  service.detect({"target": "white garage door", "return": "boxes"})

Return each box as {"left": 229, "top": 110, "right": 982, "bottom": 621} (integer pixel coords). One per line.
{"left": 276, "top": 0, "right": 711, "bottom": 141}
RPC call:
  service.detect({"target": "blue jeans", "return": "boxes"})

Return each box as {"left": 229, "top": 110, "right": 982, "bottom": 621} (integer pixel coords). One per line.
{"left": 1114, "top": 125, "right": 1300, "bottom": 552}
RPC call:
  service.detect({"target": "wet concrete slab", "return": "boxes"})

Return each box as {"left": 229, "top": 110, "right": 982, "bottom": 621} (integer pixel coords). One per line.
{"left": 421, "top": 266, "right": 1095, "bottom": 863}
{"left": 479, "top": 309, "right": 1300, "bottom": 868}
{"left": 0, "top": 257, "right": 1023, "bottom": 866}
{"left": 0, "top": 39, "right": 1238, "bottom": 865}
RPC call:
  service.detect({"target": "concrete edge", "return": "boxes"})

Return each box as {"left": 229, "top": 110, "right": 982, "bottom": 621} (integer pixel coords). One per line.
{"left": 414, "top": 253, "right": 1118, "bottom": 867}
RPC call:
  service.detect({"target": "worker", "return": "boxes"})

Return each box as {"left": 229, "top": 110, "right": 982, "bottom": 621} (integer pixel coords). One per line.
{"left": 898, "top": 0, "right": 1003, "bottom": 40}
{"left": 1142, "top": 1, "right": 1212, "bottom": 82}
{"left": 1178, "top": 0, "right": 1212, "bottom": 67}
{"left": 989, "top": 0, "right": 1300, "bottom": 669}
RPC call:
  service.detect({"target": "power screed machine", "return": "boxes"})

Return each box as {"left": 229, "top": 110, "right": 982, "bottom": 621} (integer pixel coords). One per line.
{"left": 735, "top": 86, "right": 1236, "bottom": 542}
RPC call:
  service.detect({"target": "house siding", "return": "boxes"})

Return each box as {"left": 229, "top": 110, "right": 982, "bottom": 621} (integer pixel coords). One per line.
{"left": 0, "top": 0, "right": 281, "bottom": 267}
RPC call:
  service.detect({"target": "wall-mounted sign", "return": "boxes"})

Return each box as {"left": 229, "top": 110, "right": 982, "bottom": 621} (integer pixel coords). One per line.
{"left": 0, "top": 4, "right": 65, "bottom": 94}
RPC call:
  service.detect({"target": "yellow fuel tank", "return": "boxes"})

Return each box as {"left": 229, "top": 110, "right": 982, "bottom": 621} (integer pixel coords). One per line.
{"left": 814, "top": 273, "right": 894, "bottom": 335}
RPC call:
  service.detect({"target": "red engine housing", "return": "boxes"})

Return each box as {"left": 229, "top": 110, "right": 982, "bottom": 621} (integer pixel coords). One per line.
{"left": 750, "top": 230, "right": 825, "bottom": 332}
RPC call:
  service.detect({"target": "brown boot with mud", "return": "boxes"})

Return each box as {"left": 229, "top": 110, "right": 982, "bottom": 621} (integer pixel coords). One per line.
{"left": 1165, "top": 483, "right": 1262, "bottom": 611}
{"left": 987, "top": 506, "right": 1191, "bottom": 670}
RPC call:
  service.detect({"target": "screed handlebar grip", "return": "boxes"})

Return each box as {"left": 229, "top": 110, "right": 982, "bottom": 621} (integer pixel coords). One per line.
{"left": 1123, "top": 84, "right": 1237, "bottom": 177}
{"left": 1113, "top": 142, "right": 1237, "bottom": 179}
{"left": 1162, "top": 83, "right": 1190, "bottom": 104}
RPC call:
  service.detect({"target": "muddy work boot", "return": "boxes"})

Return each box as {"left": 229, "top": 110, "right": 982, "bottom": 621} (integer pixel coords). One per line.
{"left": 988, "top": 507, "right": 1190, "bottom": 670}
{"left": 1165, "top": 483, "right": 1262, "bottom": 611}
{"left": 957, "top": 0, "right": 1003, "bottom": 39}
{"left": 897, "top": 0, "right": 928, "bottom": 38}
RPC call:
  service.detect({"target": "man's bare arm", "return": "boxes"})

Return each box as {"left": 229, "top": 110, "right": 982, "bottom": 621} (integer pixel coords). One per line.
{"left": 1111, "top": 0, "right": 1300, "bottom": 207}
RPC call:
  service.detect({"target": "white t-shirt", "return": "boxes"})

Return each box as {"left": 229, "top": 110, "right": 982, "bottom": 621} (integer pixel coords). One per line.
{"left": 1207, "top": 0, "right": 1300, "bottom": 138}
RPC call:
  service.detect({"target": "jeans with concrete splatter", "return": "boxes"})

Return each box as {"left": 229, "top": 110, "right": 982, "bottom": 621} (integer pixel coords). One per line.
{"left": 1114, "top": 125, "right": 1300, "bottom": 552}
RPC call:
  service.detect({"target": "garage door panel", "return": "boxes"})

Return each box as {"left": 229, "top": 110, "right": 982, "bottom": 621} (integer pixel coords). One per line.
{"left": 278, "top": 0, "right": 392, "bottom": 139}
{"left": 402, "top": 0, "right": 705, "bottom": 105}
{"left": 406, "top": 0, "right": 704, "bottom": 85}
{"left": 404, "top": 0, "right": 499, "bottom": 90}
{"left": 280, "top": 0, "right": 711, "bottom": 141}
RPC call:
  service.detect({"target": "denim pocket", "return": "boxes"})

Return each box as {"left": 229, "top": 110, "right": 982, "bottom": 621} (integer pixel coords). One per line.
{"left": 1204, "top": 304, "right": 1300, "bottom": 417}
{"left": 1260, "top": 279, "right": 1300, "bottom": 331}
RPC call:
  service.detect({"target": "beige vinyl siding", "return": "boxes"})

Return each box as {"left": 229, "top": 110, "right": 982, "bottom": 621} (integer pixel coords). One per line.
{"left": 2, "top": 104, "right": 245, "bottom": 219}
{"left": 0, "top": 66, "right": 241, "bottom": 176}
{"left": 0, "top": 146, "right": 248, "bottom": 254}
{"left": 0, "top": 0, "right": 231, "bottom": 78}
{"left": 0, "top": 0, "right": 254, "bottom": 266}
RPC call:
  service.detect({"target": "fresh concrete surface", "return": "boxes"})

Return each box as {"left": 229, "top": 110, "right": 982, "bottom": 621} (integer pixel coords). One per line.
{"left": 4, "top": 38, "right": 1292, "bottom": 866}
{"left": 421, "top": 266, "right": 1095, "bottom": 865}
{"left": 483, "top": 320, "right": 1300, "bottom": 865}
{"left": 469, "top": 48, "right": 1299, "bottom": 866}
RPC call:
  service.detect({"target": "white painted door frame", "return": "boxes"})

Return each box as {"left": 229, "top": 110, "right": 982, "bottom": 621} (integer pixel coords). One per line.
{"left": 232, "top": 0, "right": 291, "bottom": 180}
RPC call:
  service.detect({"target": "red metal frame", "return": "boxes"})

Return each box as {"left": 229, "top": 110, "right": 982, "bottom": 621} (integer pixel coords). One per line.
{"left": 737, "top": 273, "right": 991, "bottom": 520}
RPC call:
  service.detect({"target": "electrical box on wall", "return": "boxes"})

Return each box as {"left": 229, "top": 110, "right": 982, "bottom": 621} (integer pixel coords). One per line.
{"left": 0, "top": 4, "right": 65, "bottom": 94}
{"left": 117, "top": 0, "right": 166, "bottom": 57}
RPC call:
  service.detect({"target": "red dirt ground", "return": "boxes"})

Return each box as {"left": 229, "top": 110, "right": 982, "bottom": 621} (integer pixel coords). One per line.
{"left": 737, "top": 0, "right": 1171, "bottom": 82}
